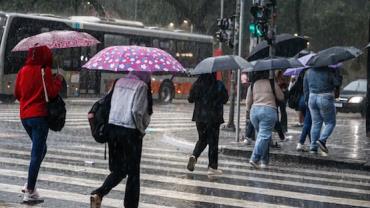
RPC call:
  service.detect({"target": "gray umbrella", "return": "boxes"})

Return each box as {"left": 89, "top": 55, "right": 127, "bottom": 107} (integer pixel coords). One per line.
{"left": 243, "top": 57, "right": 303, "bottom": 72}
{"left": 366, "top": 43, "right": 370, "bottom": 48}
{"left": 307, "top": 46, "right": 363, "bottom": 68}
{"left": 191, "top": 55, "right": 252, "bottom": 75}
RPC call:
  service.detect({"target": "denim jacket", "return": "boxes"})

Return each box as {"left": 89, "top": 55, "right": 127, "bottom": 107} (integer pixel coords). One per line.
{"left": 303, "top": 67, "right": 342, "bottom": 103}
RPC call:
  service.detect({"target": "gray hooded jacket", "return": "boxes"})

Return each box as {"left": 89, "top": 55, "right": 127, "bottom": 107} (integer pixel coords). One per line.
{"left": 108, "top": 74, "right": 151, "bottom": 134}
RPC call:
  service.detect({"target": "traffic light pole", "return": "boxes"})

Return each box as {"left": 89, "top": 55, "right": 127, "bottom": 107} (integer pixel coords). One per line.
{"left": 269, "top": 2, "right": 277, "bottom": 58}
{"left": 224, "top": 0, "right": 240, "bottom": 132}
{"left": 366, "top": 17, "right": 370, "bottom": 137}
{"left": 235, "top": 0, "right": 250, "bottom": 142}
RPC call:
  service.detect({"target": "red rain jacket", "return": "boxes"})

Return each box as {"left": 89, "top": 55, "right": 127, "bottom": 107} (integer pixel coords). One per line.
{"left": 14, "top": 46, "right": 62, "bottom": 119}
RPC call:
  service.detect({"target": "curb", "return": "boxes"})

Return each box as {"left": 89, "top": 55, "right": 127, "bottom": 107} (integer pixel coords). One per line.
{"left": 220, "top": 146, "right": 370, "bottom": 171}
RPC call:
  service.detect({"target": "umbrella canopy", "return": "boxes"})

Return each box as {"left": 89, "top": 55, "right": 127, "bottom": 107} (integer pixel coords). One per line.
{"left": 12, "top": 30, "right": 100, "bottom": 51}
{"left": 191, "top": 55, "right": 252, "bottom": 75}
{"left": 244, "top": 57, "right": 303, "bottom": 72}
{"left": 283, "top": 53, "right": 315, "bottom": 76}
{"left": 307, "top": 46, "right": 363, "bottom": 68}
{"left": 247, "top": 33, "right": 308, "bottom": 61}
{"left": 83, "top": 46, "right": 185, "bottom": 72}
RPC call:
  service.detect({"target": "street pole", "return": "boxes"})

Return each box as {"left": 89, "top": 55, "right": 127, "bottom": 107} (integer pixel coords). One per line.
{"left": 235, "top": 0, "right": 249, "bottom": 142}
{"left": 268, "top": 1, "right": 277, "bottom": 74}
{"left": 219, "top": 0, "right": 224, "bottom": 49}
{"left": 225, "top": 0, "right": 240, "bottom": 132}
{"left": 134, "top": 0, "right": 138, "bottom": 21}
{"left": 366, "top": 17, "right": 370, "bottom": 137}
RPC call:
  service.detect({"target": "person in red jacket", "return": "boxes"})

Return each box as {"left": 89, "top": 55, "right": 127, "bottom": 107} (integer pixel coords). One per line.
{"left": 14, "top": 45, "right": 62, "bottom": 203}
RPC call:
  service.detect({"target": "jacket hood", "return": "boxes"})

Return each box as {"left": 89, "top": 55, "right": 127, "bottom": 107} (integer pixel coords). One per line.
{"left": 127, "top": 71, "right": 151, "bottom": 85}
{"left": 25, "top": 46, "right": 53, "bottom": 67}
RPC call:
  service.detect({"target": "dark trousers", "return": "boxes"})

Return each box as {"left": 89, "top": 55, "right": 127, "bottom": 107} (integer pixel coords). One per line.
{"left": 192, "top": 122, "right": 220, "bottom": 169}
{"left": 279, "top": 101, "right": 287, "bottom": 132}
{"left": 21, "top": 117, "right": 49, "bottom": 191}
{"left": 299, "top": 106, "right": 312, "bottom": 144}
{"left": 92, "top": 124, "right": 143, "bottom": 208}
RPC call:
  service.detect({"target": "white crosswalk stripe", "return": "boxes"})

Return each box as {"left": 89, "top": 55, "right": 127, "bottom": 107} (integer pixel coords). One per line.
{"left": 1, "top": 105, "right": 370, "bottom": 208}
{"left": 0, "top": 107, "right": 198, "bottom": 132}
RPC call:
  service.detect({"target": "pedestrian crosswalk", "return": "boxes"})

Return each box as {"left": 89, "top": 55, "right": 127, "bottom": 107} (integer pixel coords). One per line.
{"left": 1, "top": 104, "right": 370, "bottom": 207}
{"left": 0, "top": 105, "right": 199, "bottom": 133}
{"left": 0, "top": 136, "right": 370, "bottom": 207}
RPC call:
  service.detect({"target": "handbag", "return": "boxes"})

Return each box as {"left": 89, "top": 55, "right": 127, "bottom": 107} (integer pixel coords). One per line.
{"left": 88, "top": 79, "right": 118, "bottom": 143}
{"left": 41, "top": 68, "right": 66, "bottom": 131}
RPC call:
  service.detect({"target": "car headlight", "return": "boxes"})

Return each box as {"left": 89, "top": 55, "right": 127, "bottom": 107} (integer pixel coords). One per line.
{"left": 348, "top": 96, "right": 364, "bottom": 103}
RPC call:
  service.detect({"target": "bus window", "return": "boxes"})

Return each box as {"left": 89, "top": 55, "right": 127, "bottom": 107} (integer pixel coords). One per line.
{"left": 152, "top": 39, "right": 160, "bottom": 48}
{"left": 104, "top": 34, "right": 129, "bottom": 47}
{"left": 176, "top": 41, "right": 198, "bottom": 69}
{"left": 130, "top": 36, "right": 151, "bottom": 47}
{"left": 159, "top": 39, "right": 176, "bottom": 56}
{"left": 199, "top": 43, "right": 212, "bottom": 62}
{"left": 4, "top": 17, "right": 70, "bottom": 74}
{"left": 0, "top": 15, "right": 6, "bottom": 42}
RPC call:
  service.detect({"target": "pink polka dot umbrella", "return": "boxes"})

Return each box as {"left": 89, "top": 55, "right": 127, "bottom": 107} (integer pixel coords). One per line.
{"left": 12, "top": 30, "right": 100, "bottom": 51}
{"left": 82, "top": 46, "right": 185, "bottom": 73}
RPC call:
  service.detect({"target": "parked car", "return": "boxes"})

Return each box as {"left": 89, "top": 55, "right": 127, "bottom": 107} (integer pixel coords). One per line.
{"left": 335, "top": 79, "right": 367, "bottom": 117}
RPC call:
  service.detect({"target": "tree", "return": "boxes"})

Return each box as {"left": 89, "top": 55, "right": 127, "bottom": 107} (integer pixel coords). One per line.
{"left": 162, "top": 0, "right": 218, "bottom": 33}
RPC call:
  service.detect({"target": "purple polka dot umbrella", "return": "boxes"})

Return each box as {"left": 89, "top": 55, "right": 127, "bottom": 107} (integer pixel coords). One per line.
{"left": 82, "top": 46, "right": 186, "bottom": 73}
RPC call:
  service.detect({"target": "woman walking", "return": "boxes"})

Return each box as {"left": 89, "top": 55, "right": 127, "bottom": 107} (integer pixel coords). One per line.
{"left": 246, "top": 71, "right": 284, "bottom": 168}
{"left": 186, "top": 73, "right": 228, "bottom": 175}
{"left": 14, "top": 46, "right": 62, "bottom": 203}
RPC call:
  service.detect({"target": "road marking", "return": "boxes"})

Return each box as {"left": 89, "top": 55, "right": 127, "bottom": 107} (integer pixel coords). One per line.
{"left": 0, "top": 182, "right": 173, "bottom": 208}
{"left": 65, "top": 145, "right": 370, "bottom": 184}
{"left": 3, "top": 148, "right": 370, "bottom": 194}
{"left": 0, "top": 156, "right": 369, "bottom": 208}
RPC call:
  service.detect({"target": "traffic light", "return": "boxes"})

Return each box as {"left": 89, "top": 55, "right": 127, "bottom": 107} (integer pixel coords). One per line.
{"left": 249, "top": 3, "right": 271, "bottom": 40}
{"left": 249, "top": 22, "right": 262, "bottom": 37}
{"left": 215, "top": 17, "right": 235, "bottom": 48}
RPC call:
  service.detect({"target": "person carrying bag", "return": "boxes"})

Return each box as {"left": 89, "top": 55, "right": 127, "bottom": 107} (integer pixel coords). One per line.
{"left": 14, "top": 46, "right": 62, "bottom": 203}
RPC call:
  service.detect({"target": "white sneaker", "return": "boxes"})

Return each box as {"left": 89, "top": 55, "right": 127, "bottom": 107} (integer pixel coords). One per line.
{"left": 296, "top": 143, "right": 305, "bottom": 151}
{"left": 23, "top": 189, "right": 42, "bottom": 203}
{"left": 207, "top": 167, "right": 223, "bottom": 176}
{"left": 260, "top": 163, "right": 268, "bottom": 169}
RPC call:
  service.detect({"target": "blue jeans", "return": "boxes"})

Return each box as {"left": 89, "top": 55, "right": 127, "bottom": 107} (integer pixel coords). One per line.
{"left": 250, "top": 106, "right": 277, "bottom": 164}
{"left": 308, "top": 94, "right": 336, "bottom": 151}
{"left": 21, "top": 117, "right": 49, "bottom": 191}
{"left": 299, "top": 105, "right": 312, "bottom": 145}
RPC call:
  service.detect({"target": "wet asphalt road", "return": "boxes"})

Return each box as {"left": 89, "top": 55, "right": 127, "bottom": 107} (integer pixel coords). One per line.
{"left": 0, "top": 103, "right": 369, "bottom": 208}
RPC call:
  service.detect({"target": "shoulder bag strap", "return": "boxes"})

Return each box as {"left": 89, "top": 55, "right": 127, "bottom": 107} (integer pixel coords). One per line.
{"left": 269, "top": 78, "right": 280, "bottom": 116}
{"left": 41, "top": 68, "right": 49, "bottom": 103}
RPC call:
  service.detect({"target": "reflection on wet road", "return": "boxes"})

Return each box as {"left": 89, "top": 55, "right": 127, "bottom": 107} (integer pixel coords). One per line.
{"left": 0, "top": 103, "right": 369, "bottom": 208}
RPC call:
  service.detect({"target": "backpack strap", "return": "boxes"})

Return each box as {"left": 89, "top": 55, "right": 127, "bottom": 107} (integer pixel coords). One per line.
{"left": 104, "top": 79, "right": 119, "bottom": 160}
{"left": 41, "top": 68, "right": 49, "bottom": 103}
{"left": 269, "top": 78, "right": 280, "bottom": 117}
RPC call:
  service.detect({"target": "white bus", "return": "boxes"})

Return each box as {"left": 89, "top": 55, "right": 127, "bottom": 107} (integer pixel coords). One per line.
{"left": 0, "top": 12, "right": 214, "bottom": 103}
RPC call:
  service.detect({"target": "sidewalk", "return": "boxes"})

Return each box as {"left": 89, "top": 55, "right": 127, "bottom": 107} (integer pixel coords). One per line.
{"left": 169, "top": 114, "right": 370, "bottom": 171}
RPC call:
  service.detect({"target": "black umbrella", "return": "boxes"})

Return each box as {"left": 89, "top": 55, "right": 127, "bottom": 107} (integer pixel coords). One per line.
{"left": 191, "top": 55, "right": 252, "bottom": 75}
{"left": 243, "top": 57, "right": 303, "bottom": 72}
{"left": 247, "top": 33, "right": 308, "bottom": 61}
{"left": 306, "top": 46, "right": 363, "bottom": 68}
